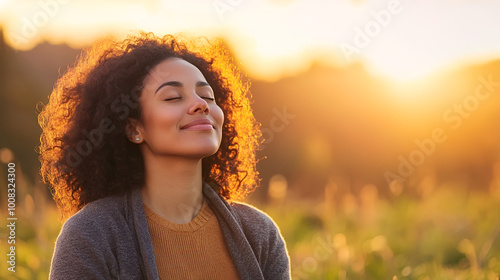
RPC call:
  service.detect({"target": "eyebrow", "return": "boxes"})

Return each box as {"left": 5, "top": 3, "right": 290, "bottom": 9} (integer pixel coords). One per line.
{"left": 155, "top": 81, "right": 211, "bottom": 94}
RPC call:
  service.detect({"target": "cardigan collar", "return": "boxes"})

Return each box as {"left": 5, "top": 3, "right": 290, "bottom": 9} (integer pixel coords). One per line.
{"left": 128, "top": 182, "right": 264, "bottom": 280}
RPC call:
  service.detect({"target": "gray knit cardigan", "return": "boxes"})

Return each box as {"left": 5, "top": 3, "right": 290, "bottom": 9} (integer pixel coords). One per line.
{"left": 49, "top": 182, "right": 291, "bottom": 279}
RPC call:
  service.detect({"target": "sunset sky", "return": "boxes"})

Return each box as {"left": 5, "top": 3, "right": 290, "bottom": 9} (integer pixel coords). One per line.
{"left": 1, "top": 0, "right": 500, "bottom": 81}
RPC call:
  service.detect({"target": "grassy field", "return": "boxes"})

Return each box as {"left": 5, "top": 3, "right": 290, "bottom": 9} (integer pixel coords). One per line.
{"left": 261, "top": 183, "right": 500, "bottom": 280}
{"left": 1, "top": 174, "right": 500, "bottom": 279}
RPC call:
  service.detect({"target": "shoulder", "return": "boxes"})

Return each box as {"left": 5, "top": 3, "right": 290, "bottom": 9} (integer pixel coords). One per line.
{"left": 56, "top": 193, "right": 133, "bottom": 251}
{"left": 64, "top": 194, "right": 129, "bottom": 232}
{"left": 50, "top": 194, "right": 135, "bottom": 279}
{"left": 229, "top": 202, "right": 283, "bottom": 246}
{"left": 230, "top": 202, "right": 279, "bottom": 232}
{"left": 230, "top": 202, "right": 284, "bottom": 246}
{"left": 230, "top": 202, "right": 291, "bottom": 278}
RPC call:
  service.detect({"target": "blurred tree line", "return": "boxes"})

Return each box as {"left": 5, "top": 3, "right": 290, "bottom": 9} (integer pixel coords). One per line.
{"left": 0, "top": 28, "right": 80, "bottom": 185}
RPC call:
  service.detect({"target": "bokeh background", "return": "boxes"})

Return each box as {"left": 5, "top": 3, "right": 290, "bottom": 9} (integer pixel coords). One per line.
{"left": 1, "top": 0, "right": 500, "bottom": 279}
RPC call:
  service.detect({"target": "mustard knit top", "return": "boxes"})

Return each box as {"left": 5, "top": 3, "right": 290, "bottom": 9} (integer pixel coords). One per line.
{"left": 144, "top": 200, "right": 240, "bottom": 279}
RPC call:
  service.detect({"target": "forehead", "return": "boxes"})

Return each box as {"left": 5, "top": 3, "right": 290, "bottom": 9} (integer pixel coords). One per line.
{"left": 143, "top": 58, "right": 206, "bottom": 87}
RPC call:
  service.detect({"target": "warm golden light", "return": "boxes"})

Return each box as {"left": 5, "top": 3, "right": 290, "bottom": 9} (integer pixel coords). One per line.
{"left": 0, "top": 0, "right": 11, "bottom": 9}
{"left": 365, "top": 47, "right": 438, "bottom": 82}
{"left": 1, "top": 1, "right": 499, "bottom": 82}
{"left": 268, "top": 174, "right": 288, "bottom": 201}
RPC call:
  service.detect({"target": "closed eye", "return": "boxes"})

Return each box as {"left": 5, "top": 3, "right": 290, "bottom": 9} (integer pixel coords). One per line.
{"left": 164, "top": 97, "right": 181, "bottom": 101}
{"left": 202, "top": 97, "right": 215, "bottom": 101}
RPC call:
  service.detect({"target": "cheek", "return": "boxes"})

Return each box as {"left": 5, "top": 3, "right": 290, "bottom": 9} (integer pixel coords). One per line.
{"left": 213, "top": 105, "right": 225, "bottom": 127}
{"left": 143, "top": 107, "right": 179, "bottom": 132}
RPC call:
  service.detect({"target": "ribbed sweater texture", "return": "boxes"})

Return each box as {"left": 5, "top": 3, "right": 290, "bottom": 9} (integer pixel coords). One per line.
{"left": 145, "top": 200, "right": 239, "bottom": 279}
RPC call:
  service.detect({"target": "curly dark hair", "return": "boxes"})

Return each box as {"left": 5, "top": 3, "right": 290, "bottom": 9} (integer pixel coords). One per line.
{"left": 38, "top": 32, "right": 261, "bottom": 221}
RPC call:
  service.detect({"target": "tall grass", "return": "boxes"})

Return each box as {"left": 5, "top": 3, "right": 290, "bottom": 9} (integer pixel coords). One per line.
{"left": 260, "top": 181, "right": 500, "bottom": 280}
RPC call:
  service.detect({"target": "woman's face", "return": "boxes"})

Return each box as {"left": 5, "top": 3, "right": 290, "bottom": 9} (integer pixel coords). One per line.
{"left": 132, "top": 58, "right": 224, "bottom": 159}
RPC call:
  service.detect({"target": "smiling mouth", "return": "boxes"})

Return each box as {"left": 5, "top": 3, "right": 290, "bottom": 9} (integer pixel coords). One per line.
{"left": 182, "top": 124, "right": 214, "bottom": 131}
{"left": 180, "top": 119, "right": 215, "bottom": 130}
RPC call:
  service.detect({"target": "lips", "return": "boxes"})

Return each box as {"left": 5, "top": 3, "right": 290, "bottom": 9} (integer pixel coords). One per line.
{"left": 180, "top": 118, "right": 215, "bottom": 130}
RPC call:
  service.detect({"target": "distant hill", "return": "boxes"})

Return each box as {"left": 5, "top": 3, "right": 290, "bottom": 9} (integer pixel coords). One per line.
{"left": 251, "top": 59, "right": 500, "bottom": 197}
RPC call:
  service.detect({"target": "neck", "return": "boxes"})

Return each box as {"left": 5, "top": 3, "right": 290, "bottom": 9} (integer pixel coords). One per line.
{"left": 141, "top": 155, "right": 204, "bottom": 224}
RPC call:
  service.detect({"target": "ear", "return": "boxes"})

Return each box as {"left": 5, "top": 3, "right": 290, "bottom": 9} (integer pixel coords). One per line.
{"left": 126, "top": 118, "right": 143, "bottom": 143}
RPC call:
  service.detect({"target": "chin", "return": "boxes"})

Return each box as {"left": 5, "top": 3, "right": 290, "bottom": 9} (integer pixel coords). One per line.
{"left": 199, "top": 148, "right": 220, "bottom": 158}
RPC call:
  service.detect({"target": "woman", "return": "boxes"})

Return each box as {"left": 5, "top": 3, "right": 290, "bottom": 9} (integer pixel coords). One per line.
{"left": 38, "top": 32, "right": 290, "bottom": 279}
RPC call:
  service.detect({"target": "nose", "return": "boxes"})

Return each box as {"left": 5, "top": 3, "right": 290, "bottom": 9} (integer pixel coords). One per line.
{"left": 188, "top": 95, "right": 210, "bottom": 115}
